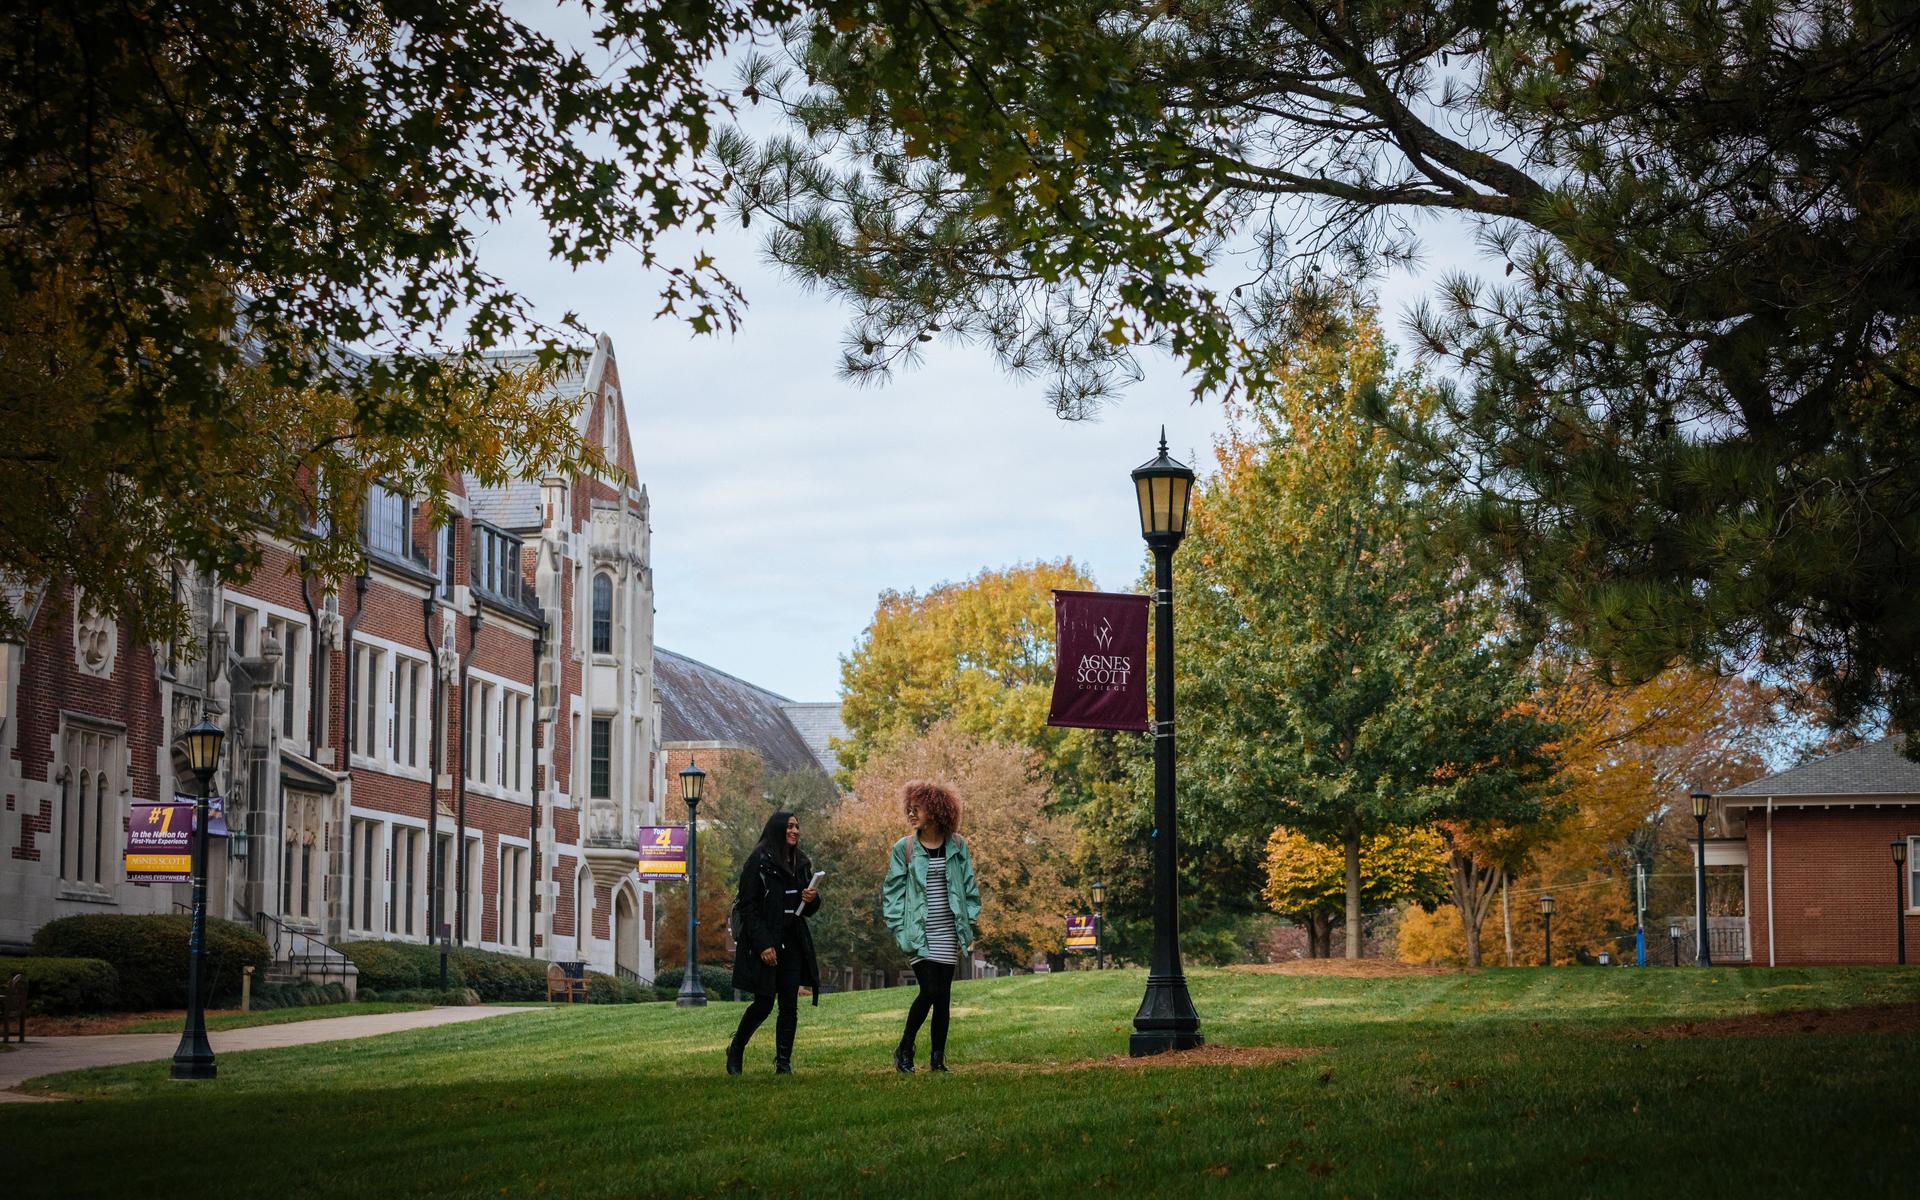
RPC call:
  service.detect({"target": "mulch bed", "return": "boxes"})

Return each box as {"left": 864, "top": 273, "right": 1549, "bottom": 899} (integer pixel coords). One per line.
{"left": 1618, "top": 1002, "right": 1920, "bottom": 1040}
{"left": 1226, "top": 959, "right": 1466, "bottom": 978}
{"left": 24, "top": 1010, "right": 201, "bottom": 1037}
{"left": 966, "top": 1044, "right": 1317, "bottom": 1074}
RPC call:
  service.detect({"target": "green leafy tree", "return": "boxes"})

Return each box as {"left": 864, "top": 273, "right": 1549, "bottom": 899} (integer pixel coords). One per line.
{"left": 1178, "top": 304, "right": 1560, "bottom": 957}
{"left": 1, "top": 0, "right": 794, "bottom": 644}
{"left": 724, "top": 0, "right": 1920, "bottom": 734}
{"left": 1262, "top": 826, "right": 1450, "bottom": 958}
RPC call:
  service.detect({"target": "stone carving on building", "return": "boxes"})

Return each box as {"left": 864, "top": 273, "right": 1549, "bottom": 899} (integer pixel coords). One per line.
{"left": 72, "top": 596, "right": 117, "bottom": 678}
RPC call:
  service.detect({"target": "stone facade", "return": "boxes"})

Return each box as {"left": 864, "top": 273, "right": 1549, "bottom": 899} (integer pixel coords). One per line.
{"left": 1, "top": 334, "right": 665, "bottom": 982}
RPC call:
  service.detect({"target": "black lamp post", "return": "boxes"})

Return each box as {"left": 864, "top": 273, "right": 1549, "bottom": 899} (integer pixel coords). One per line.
{"left": 1538, "top": 893, "right": 1553, "bottom": 967}
{"left": 1091, "top": 881, "right": 1106, "bottom": 971}
{"left": 1129, "top": 431, "right": 1202, "bottom": 1057}
{"left": 1668, "top": 923, "right": 1682, "bottom": 967}
{"left": 1894, "top": 838, "right": 1909, "bottom": 966}
{"left": 676, "top": 760, "right": 707, "bottom": 1008}
{"left": 1691, "top": 790, "right": 1712, "bottom": 967}
{"left": 171, "top": 717, "right": 224, "bottom": 1081}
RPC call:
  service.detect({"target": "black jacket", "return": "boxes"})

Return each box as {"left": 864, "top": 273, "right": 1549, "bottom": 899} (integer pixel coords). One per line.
{"left": 730, "top": 847, "right": 823, "bottom": 1002}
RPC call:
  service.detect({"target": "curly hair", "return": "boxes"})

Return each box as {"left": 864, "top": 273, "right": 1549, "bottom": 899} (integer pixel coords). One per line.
{"left": 902, "top": 779, "right": 961, "bottom": 838}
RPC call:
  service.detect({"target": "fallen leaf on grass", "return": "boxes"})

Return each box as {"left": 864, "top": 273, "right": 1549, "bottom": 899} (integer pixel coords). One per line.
{"left": 945, "top": 1153, "right": 968, "bottom": 1163}
{"left": 1204, "top": 1165, "right": 1232, "bottom": 1178}
{"left": 1307, "top": 1162, "right": 1335, "bottom": 1178}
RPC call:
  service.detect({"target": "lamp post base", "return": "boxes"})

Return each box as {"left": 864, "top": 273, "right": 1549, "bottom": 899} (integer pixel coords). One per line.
{"left": 676, "top": 983, "right": 707, "bottom": 1009}
{"left": 1130, "top": 974, "right": 1202, "bottom": 1058}
{"left": 169, "top": 1035, "right": 216, "bottom": 1081}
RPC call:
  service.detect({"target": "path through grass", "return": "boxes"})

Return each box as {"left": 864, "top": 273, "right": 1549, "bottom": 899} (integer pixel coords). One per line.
{"left": 5, "top": 966, "right": 1916, "bottom": 1197}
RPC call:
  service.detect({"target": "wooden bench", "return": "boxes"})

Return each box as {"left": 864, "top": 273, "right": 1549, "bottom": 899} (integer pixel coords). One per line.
{"left": 2, "top": 972, "right": 25, "bottom": 1043}
{"left": 546, "top": 961, "right": 588, "bottom": 1004}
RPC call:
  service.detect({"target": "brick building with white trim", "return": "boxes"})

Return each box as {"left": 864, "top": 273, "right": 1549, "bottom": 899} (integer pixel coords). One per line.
{"left": 1712, "top": 738, "right": 1920, "bottom": 966}
{"left": 1, "top": 334, "right": 667, "bottom": 985}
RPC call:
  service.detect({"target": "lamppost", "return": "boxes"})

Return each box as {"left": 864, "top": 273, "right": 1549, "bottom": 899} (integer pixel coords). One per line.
{"left": 1894, "top": 838, "right": 1909, "bottom": 966}
{"left": 1091, "top": 881, "right": 1106, "bottom": 971}
{"left": 676, "top": 760, "right": 707, "bottom": 1008}
{"left": 1129, "top": 431, "right": 1202, "bottom": 1057}
{"left": 171, "top": 717, "right": 225, "bottom": 1081}
{"left": 1538, "top": 893, "right": 1553, "bottom": 967}
{"left": 1668, "top": 923, "right": 1682, "bottom": 967}
{"left": 1691, "top": 790, "right": 1712, "bottom": 967}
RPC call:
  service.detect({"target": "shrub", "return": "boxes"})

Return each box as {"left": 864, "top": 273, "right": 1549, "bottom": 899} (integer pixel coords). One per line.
{"left": 653, "top": 965, "right": 735, "bottom": 1001}
{"left": 377, "top": 986, "right": 477, "bottom": 1006}
{"left": 31, "top": 914, "right": 270, "bottom": 1009}
{"left": 447, "top": 948, "right": 546, "bottom": 1001}
{"left": 338, "top": 941, "right": 462, "bottom": 992}
{"left": 8, "top": 956, "right": 120, "bottom": 1015}
{"left": 583, "top": 972, "right": 655, "bottom": 1004}
{"left": 341, "top": 941, "right": 558, "bottom": 1002}
{"left": 247, "top": 981, "right": 348, "bottom": 1011}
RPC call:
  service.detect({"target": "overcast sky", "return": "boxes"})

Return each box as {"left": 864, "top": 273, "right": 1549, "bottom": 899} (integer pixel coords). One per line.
{"left": 477, "top": 23, "right": 1488, "bottom": 702}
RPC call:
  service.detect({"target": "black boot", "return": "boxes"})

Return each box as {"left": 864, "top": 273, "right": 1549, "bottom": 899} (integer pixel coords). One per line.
{"left": 894, "top": 1046, "right": 915, "bottom": 1074}
{"left": 928, "top": 1052, "right": 950, "bottom": 1073}
{"left": 773, "top": 1055, "right": 793, "bottom": 1075}
{"left": 725, "top": 1043, "right": 743, "bottom": 1076}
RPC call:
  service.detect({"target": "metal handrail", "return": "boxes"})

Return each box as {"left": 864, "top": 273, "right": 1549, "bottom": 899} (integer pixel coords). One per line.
{"left": 614, "top": 964, "right": 651, "bottom": 986}
{"left": 255, "top": 911, "right": 354, "bottom": 994}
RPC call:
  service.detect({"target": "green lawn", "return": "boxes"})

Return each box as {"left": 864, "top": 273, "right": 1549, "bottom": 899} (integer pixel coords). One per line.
{"left": 117, "top": 1001, "right": 430, "bottom": 1034}
{"left": 6, "top": 966, "right": 1917, "bottom": 1198}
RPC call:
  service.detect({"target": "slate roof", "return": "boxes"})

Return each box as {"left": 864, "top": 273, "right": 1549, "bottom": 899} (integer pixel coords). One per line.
{"left": 653, "top": 648, "right": 825, "bottom": 778}
{"left": 1722, "top": 737, "right": 1920, "bottom": 799}
{"left": 780, "top": 702, "right": 849, "bottom": 779}
{"left": 462, "top": 344, "right": 599, "bottom": 531}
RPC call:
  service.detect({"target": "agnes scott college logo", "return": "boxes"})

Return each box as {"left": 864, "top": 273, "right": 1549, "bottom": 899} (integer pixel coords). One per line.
{"left": 1077, "top": 617, "right": 1132, "bottom": 691}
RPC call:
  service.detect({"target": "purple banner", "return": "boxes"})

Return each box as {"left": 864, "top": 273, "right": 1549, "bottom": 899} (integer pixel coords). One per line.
{"left": 1047, "top": 590, "right": 1150, "bottom": 732}
{"left": 176, "top": 793, "right": 229, "bottom": 837}
{"left": 636, "top": 825, "right": 689, "bottom": 880}
{"left": 1066, "top": 914, "right": 1099, "bottom": 951}
{"left": 126, "top": 801, "right": 195, "bottom": 883}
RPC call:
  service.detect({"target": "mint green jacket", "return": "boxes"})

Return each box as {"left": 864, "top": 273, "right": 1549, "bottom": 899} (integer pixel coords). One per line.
{"left": 883, "top": 833, "right": 983, "bottom": 958}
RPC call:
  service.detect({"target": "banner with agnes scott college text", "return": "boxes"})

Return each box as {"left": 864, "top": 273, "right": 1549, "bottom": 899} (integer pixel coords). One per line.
{"left": 1047, "top": 590, "right": 1150, "bottom": 732}
{"left": 1066, "top": 914, "right": 1099, "bottom": 951}
{"left": 126, "top": 801, "right": 196, "bottom": 883}
{"left": 635, "top": 826, "right": 689, "bottom": 880}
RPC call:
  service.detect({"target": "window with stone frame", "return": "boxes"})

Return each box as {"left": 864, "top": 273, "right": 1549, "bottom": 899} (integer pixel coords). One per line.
{"left": 591, "top": 572, "right": 614, "bottom": 655}
{"left": 348, "top": 818, "right": 381, "bottom": 933}
{"left": 590, "top": 718, "right": 612, "bottom": 800}
{"left": 60, "top": 721, "right": 124, "bottom": 888}
{"left": 280, "top": 792, "right": 326, "bottom": 923}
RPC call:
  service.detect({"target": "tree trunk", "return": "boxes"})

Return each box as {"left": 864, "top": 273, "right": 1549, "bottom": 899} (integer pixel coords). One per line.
{"left": 1344, "top": 815, "right": 1363, "bottom": 959}
{"left": 1501, "top": 873, "right": 1514, "bottom": 967}
{"left": 1446, "top": 845, "right": 1505, "bottom": 969}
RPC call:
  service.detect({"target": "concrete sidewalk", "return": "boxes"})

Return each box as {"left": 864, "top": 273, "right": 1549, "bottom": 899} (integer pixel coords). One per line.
{"left": 0, "top": 1005, "right": 543, "bottom": 1102}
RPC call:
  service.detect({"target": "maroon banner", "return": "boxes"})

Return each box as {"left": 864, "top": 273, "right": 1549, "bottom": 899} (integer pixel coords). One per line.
{"left": 126, "top": 801, "right": 195, "bottom": 883}
{"left": 1047, "top": 589, "right": 1150, "bottom": 731}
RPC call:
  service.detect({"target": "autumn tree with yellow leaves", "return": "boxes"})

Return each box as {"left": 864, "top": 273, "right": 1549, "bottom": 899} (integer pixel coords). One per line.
{"left": 1262, "top": 827, "right": 1450, "bottom": 958}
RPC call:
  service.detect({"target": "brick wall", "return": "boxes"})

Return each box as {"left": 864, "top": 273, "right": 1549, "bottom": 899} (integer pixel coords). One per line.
{"left": 1744, "top": 804, "right": 1920, "bottom": 965}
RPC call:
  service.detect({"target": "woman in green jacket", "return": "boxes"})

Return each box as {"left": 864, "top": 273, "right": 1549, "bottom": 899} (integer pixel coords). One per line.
{"left": 882, "top": 779, "right": 982, "bottom": 1073}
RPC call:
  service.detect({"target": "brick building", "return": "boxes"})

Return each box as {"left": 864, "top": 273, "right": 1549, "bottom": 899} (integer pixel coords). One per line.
{"left": 1, "top": 334, "right": 667, "bottom": 985}
{"left": 1711, "top": 738, "right": 1920, "bottom": 966}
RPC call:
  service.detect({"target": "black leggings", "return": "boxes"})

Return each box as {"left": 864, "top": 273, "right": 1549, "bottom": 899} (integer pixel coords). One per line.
{"left": 899, "top": 959, "right": 955, "bottom": 1058}
{"left": 732, "top": 949, "right": 802, "bottom": 1060}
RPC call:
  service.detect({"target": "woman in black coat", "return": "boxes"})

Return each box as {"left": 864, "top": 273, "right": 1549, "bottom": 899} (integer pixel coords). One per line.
{"left": 727, "top": 811, "right": 821, "bottom": 1075}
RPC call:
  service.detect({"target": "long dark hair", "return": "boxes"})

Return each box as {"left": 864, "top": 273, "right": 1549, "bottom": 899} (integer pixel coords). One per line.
{"left": 755, "top": 810, "right": 800, "bottom": 871}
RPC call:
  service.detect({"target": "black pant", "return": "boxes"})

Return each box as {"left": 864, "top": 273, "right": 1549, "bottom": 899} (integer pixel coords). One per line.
{"left": 899, "top": 959, "right": 955, "bottom": 1058}
{"left": 732, "top": 945, "right": 802, "bottom": 1061}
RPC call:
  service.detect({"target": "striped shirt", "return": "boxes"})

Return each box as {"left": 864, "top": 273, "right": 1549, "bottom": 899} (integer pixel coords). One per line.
{"left": 920, "top": 842, "right": 960, "bottom": 965}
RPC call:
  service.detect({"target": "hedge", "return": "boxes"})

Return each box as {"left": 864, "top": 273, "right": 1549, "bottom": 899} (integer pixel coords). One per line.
{"left": 358, "top": 986, "right": 479, "bottom": 1006}
{"left": 340, "top": 942, "right": 549, "bottom": 1002}
{"left": 31, "top": 914, "right": 271, "bottom": 1010}
{"left": 248, "top": 981, "right": 348, "bottom": 1011}
{"left": 653, "top": 965, "right": 736, "bottom": 1001}
{"left": 7, "top": 956, "right": 120, "bottom": 1015}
